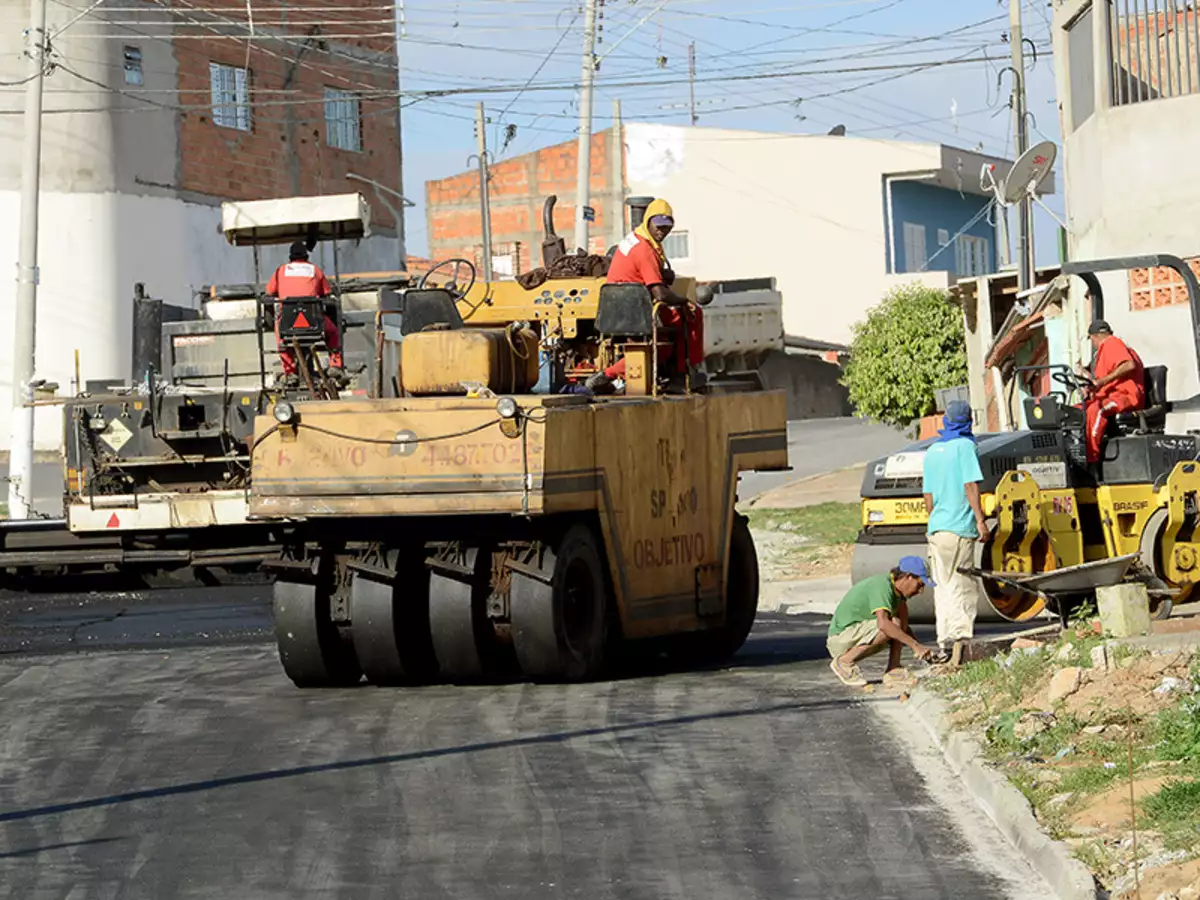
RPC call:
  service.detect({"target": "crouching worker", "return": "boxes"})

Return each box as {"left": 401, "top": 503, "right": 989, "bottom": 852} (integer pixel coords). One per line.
{"left": 827, "top": 556, "right": 934, "bottom": 687}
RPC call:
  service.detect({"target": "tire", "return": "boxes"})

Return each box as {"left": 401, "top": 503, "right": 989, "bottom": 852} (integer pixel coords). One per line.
{"left": 273, "top": 579, "right": 362, "bottom": 688}
{"left": 510, "top": 524, "right": 608, "bottom": 682}
{"left": 671, "top": 514, "right": 759, "bottom": 666}
{"left": 1140, "top": 507, "right": 1179, "bottom": 622}
{"left": 428, "top": 546, "right": 514, "bottom": 681}
{"left": 350, "top": 548, "right": 439, "bottom": 686}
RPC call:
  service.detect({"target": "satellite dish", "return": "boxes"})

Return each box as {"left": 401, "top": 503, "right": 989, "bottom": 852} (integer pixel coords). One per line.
{"left": 1002, "top": 141, "right": 1057, "bottom": 205}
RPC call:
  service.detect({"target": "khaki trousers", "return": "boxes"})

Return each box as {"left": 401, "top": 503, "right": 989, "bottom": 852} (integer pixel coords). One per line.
{"left": 927, "top": 531, "right": 979, "bottom": 647}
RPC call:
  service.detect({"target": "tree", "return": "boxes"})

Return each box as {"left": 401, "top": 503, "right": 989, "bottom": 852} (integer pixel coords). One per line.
{"left": 841, "top": 283, "right": 968, "bottom": 429}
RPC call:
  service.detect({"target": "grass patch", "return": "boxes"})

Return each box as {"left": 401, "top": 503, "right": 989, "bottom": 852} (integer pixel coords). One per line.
{"left": 1142, "top": 779, "right": 1200, "bottom": 850}
{"left": 745, "top": 502, "right": 861, "bottom": 545}
{"left": 1058, "top": 763, "right": 1124, "bottom": 795}
{"left": 1153, "top": 698, "right": 1200, "bottom": 763}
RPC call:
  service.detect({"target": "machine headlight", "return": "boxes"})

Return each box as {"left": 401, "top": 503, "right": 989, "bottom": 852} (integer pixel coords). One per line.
{"left": 496, "top": 397, "right": 519, "bottom": 420}
{"left": 273, "top": 400, "right": 296, "bottom": 425}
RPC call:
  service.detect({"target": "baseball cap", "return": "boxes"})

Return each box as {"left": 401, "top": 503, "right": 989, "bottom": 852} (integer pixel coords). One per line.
{"left": 1087, "top": 319, "right": 1112, "bottom": 335}
{"left": 944, "top": 399, "right": 972, "bottom": 425}
{"left": 897, "top": 555, "right": 935, "bottom": 587}
{"left": 649, "top": 214, "right": 674, "bottom": 227}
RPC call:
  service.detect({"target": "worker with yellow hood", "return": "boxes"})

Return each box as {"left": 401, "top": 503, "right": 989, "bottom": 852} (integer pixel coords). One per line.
{"left": 587, "top": 198, "right": 705, "bottom": 394}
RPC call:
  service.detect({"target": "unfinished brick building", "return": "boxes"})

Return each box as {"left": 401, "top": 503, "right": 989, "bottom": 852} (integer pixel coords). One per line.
{"left": 426, "top": 128, "right": 626, "bottom": 274}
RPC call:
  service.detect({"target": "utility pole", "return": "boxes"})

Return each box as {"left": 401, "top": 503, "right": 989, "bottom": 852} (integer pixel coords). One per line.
{"left": 573, "top": 0, "right": 599, "bottom": 254}
{"left": 1009, "top": 0, "right": 1033, "bottom": 292}
{"left": 688, "top": 42, "right": 698, "bottom": 125}
{"left": 475, "top": 102, "right": 494, "bottom": 283}
{"left": 9, "top": 0, "right": 48, "bottom": 520}
{"left": 394, "top": 0, "right": 407, "bottom": 270}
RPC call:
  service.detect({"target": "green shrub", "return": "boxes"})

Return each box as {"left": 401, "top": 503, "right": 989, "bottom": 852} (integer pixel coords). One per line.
{"left": 842, "top": 283, "right": 968, "bottom": 429}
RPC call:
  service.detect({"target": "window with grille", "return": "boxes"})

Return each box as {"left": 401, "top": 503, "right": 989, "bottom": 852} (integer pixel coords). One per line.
{"left": 324, "top": 88, "right": 362, "bottom": 152}
{"left": 123, "top": 46, "right": 142, "bottom": 86}
{"left": 662, "top": 229, "right": 689, "bottom": 260}
{"left": 956, "top": 234, "right": 991, "bottom": 278}
{"left": 209, "top": 62, "right": 250, "bottom": 131}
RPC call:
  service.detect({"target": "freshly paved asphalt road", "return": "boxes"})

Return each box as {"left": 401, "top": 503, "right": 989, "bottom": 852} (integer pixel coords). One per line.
{"left": 738, "top": 417, "right": 909, "bottom": 502}
{"left": 0, "top": 588, "right": 1049, "bottom": 900}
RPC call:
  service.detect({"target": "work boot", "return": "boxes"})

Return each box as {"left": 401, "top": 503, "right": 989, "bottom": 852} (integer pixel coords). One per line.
{"left": 585, "top": 372, "right": 616, "bottom": 396}
{"left": 326, "top": 366, "right": 349, "bottom": 388}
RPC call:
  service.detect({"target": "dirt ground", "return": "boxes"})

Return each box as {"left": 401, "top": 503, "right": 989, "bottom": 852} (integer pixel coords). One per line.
{"left": 930, "top": 627, "right": 1200, "bottom": 897}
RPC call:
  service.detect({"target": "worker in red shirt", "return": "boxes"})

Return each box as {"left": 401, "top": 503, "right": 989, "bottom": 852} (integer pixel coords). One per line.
{"left": 1079, "top": 319, "right": 1145, "bottom": 463}
{"left": 266, "top": 241, "right": 344, "bottom": 384}
{"left": 586, "top": 198, "right": 704, "bottom": 394}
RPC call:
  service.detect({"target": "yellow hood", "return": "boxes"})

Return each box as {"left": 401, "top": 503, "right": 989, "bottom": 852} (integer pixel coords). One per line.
{"left": 634, "top": 198, "right": 674, "bottom": 258}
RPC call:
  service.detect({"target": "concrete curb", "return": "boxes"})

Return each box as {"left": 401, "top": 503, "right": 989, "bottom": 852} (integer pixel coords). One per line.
{"left": 906, "top": 688, "right": 1098, "bottom": 900}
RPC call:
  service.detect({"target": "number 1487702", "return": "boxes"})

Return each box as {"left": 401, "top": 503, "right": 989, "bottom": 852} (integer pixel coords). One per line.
{"left": 424, "top": 440, "right": 539, "bottom": 468}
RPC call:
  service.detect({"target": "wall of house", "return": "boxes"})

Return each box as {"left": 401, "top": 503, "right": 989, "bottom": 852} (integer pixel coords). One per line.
{"left": 622, "top": 124, "right": 950, "bottom": 346}
{"left": 1055, "top": 0, "right": 1200, "bottom": 428}
{"left": 888, "top": 181, "right": 997, "bottom": 275}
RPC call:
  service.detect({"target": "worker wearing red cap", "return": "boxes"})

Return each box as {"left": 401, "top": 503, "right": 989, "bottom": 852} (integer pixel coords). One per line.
{"left": 266, "top": 241, "right": 344, "bottom": 383}
{"left": 1080, "top": 319, "right": 1144, "bottom": 463}
{"left": 586, "top": 198, "right": 704, "bottom": 394}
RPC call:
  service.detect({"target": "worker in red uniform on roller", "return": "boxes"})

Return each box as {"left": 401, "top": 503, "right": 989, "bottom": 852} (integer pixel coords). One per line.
{"left": 1079, "top": 319, "right": 1145, "bottom": 463}
{"left": 586, "top": 198, "right": 704, "bottom": 395}
{"left": 266, "top": 240, "right": 344, "bottom": 385}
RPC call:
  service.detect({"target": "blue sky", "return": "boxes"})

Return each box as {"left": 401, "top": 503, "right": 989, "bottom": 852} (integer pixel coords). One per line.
{"left": 394, "top": 0, "right": 1063, "bottom": 262}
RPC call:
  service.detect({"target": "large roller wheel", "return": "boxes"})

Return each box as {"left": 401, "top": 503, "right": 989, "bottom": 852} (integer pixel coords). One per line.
{"left": 350, "top": 548, "right": 439, "bottom": 686}
{"left": 511, "top": 524, "right": 608, "bottom": 681}
{"left": 273, "top": 579, "right": 362, "bottom": 688}
{"left": 1140, "top": 508, "right": 1180, "bottom": 621}
{"left": 670, "top": 514, "right": 759, "bottom": 666}
{"left": 428, "top": 546, "right": 511, "bottom": 681}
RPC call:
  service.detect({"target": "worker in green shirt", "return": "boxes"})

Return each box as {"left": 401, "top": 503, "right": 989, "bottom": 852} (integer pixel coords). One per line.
{"left": 828, "top": 556, "right": 934, "bottom": 687}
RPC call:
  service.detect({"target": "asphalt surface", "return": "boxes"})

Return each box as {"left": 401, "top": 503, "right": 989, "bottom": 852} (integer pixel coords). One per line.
{"left": 737, "top": 417, "right": 909, "bottom": 501}
{"left": 0, "top": 587, "right": 1048, "bottom": 900}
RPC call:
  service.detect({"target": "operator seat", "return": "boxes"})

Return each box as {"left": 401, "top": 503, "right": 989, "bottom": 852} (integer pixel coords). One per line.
{"left": 1112, "top": 364, "right": 1169, "bottom": 435}
{"left": 274, "top": 296, "right": 328, "bottom": 346}
{"left": 595, "top": 283, "right": 679, "bottom": 363}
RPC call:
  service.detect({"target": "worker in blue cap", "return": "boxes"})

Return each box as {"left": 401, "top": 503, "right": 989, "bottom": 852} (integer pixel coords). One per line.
{"left": 828, "top": 555, "right": 934, "bottom": 687}
{"left": 922, "top": 399, "right": 989, "bottom": 663}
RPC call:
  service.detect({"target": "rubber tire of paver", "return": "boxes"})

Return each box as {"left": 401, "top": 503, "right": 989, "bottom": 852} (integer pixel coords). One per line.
{"left": 670, "top": 514, "right": 759, "bottom": 666}
{"left": 273, "top": 579, "right": 362, "bottom": 688}
{"left": 510, "top": 525, "right": 608, "bottom": 682}
{"left": 350, "top": 548, "right": 439, "bottom": 686}
{"left": 428, "top": 545, "right": 514, "bottom": 682}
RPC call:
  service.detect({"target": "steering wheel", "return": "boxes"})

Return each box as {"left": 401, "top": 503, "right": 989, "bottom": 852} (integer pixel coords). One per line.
{"left": 1051, "top": 369, "right": 1088, "bottom": 394}
{"left": 419, "top": 258, "right": 477, "bottom": 301}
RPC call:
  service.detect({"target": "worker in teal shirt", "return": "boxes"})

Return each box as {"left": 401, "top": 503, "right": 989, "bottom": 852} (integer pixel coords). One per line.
{"left": 828, "top": 556, "right": 933, "bottom": 687}
{"left": 922, "top": 400, "right": 991, "bottom": 663}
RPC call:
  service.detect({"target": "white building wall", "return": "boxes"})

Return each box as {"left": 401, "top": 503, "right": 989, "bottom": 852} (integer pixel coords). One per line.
{"left": 0, "top": 191, "right": 397, "bottom": 449}
{"left": 622, "top": 123, "right": 949, "bottom": 346}
{"left": 1054, "top": 0, "right": 1200, "bottom": 430}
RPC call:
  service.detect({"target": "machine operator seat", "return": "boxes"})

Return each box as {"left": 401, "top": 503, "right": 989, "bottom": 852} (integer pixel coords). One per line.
{"left": 597, "top": 283, "right": 667, "bottom": 338}
{"left": 274, "top": 296, "right": 329, "bottom": 346}
{"left": 1112, "top": 364, "right": 1169, "bottom": 435}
